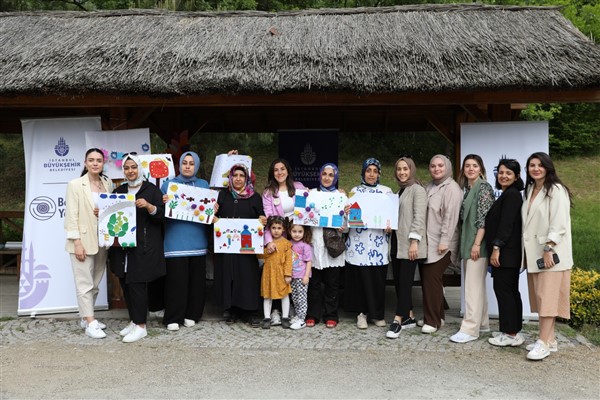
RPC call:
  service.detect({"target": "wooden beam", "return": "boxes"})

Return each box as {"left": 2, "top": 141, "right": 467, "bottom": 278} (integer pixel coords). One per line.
{"left": 425, "top": 112, "right": 453, "bottom": 143}
{"left": 1, "top": 88, "right": 599, "bottom": 108}
{"left": 460, "top": 104, "right": 490, "bottom": 122}
{"left": 488, "top": 104, "right": 512, "bottom": 121}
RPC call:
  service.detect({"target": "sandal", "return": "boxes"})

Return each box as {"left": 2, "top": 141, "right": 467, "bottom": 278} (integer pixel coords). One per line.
{"left": 326, "top": 320, "right": 337, "bottom": 328}
{"left": 306, "top": 318, "right": 316, "bottom": 328}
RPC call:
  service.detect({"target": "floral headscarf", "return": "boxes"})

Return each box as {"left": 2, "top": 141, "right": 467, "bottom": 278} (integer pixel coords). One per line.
{"left": 361, "top": 157, "right": 381, "bottom": 187}
{"left": 228, "top": 164, "right": 254, "bottom": 199}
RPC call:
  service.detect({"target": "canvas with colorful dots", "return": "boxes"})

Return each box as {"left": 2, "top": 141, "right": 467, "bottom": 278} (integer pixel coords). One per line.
{"left": 98, "top": 193, "right": 137, "bottom": 248}
{"left": 137, "top": 154, "right": 176, "bottom": 189}
{"left": 293, "top": 189, "right": 347, "bottom": 228}
{"left": 346, "top": 192, "right": 399, "bottom": 230}
{"left": 213, "top": 218, "right": 265, "bottom": 254}
{"left": 164, "top": 184, "right": 218, "bottom": 225}
{"left": 209, "top": 154, "right": 252, "bottom": 188}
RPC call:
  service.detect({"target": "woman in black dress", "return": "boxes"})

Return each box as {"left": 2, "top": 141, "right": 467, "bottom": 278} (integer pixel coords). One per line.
{"left": 214, "top": 164, "right": 266, "bottom": 325}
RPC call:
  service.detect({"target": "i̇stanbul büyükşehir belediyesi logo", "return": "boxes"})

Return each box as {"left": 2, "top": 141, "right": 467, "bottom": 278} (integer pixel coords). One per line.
{"left": 54, "top": 137, "right": 69, "bottom": 157}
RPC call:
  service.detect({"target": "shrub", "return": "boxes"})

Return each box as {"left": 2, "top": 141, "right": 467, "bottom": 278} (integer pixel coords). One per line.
{"left": 569, "top": 268, "right": 600, "bottom": 329}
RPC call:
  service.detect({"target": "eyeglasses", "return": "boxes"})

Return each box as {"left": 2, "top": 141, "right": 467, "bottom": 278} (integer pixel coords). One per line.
{"left": 122, "top": 152, "right": 138, "bottom": 158}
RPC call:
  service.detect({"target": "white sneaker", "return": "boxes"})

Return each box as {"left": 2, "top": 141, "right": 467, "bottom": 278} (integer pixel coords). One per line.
{"left": 290, "top": 319, "right": 306, "bottom": 330}
{"left": 167, "top": 323, "right": 180, "bottom": 331}
{"left": 488, "top": 332, "right": 524, "bottom": 347}
{"left": 80, "top": 319, "right": 106, "bottom": 330}
{"left": 123, "top": 325, "right": 147, "bottom": 343}
{"left": 85, "top": 320, "right": 107, "bottom": 339}
{"left": 527, "top": 339, "right": 558, "bottom": 352}
{"left": 183, "top": 319, "right": 196, "bottom": 327}
{"left": 357, "top": 313, "right": 368, "bottom": 329}
{"left": 270, "top": 310, "right": 281, "bottom": 326}
{"left": 450, "top": 331, "right": 478, "bottom": 343}
{"left": 418, "top": 318, "right": 444, "bottom": 327}
{"left": 119, "top": 321, "right": 135, "bottom": 336}
{"left": 421, "top": 324, "right": 438, "bottom": 334}
{"left": 479, "top": 326, "right": 491, "bottom": 333}
{"left": 527, "top": 340, "right": 550, "bottom": 360}
{"left": 373, "top": 319, "right": 387, "bottom": 327}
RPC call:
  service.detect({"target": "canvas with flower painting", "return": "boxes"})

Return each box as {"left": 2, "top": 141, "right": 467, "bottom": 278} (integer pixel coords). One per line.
{"left": 164, "top": 183, "right": 219, "bottom": 225}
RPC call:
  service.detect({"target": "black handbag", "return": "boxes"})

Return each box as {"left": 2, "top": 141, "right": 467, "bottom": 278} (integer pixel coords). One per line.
{"left": 322, "top": 228, "right": 346, "bottom": 258}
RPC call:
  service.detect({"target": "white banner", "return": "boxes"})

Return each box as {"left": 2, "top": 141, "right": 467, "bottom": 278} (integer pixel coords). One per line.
{"left": 84, "top": 129, "right": 151, "bottom": 179}
{"left": 20, "top": 117, "right": 107, "bottom": 316}
{"left": 460, "top": 120, "right": 548, "bottom": 320}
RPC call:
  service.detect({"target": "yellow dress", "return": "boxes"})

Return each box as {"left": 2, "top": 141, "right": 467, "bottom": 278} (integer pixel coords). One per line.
{"left": 260, "top": 238, "right": 293, "bottom": 299}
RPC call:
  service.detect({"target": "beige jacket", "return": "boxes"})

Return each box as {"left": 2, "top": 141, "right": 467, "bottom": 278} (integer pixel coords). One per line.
{"left": 424, "top": 178, "right": 462, "bottom": 264}
{"left": 64, "top": 173, "right": 113, "bottom": 255}
{"left": 395, "top": 184, "right": 427, "bottom": 260}
{"left": 522, "top": 184, "right": 573, "bottom": 273}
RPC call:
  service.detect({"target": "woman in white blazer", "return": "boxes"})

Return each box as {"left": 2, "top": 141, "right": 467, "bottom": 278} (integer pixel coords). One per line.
{"left": 64, "top": 148, "right": 113, "bottom": 339}
{"left": 522, "top": 152, "right": 573, "bottom": 361}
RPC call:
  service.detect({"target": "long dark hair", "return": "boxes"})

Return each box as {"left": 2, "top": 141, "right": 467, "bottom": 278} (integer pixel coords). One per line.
{"left": 495, "top": 159, "right": 524, "bottom": 191}
{"left": 264, "top": 158, "right": 296, "bottom": 197}
{"left": 458, "top": 154, "right": 487, "bottom": 189}
{"left": 80, "top": 148, "right": 105, "bottom": 177}
{"left": 524, "top": 152, "right": 573, "bottom": 205}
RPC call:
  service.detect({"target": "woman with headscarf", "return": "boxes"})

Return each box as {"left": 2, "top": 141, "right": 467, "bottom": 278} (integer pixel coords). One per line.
{"left": 213, "top": 164, "right": 266, "bottom": 326}
{"left": 109, "top": 153, "right": 166, "bottom": 343}
{"left": 344, "top": 158, "right": 393, "bottom": 329}
{"left": 419, "top": 155, "right": 462, "bottom": 334}
{"left": 306, "top": 163, "right": 347, "bottom": 328}
{"left": 387, "top": 156, "right": 427, "bottom": 339}
{"left": 160, "top": 151, "right": 210, "bottom": 331}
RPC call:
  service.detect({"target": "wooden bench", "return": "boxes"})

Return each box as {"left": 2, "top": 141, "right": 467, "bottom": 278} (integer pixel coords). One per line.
{"left": 0, "top": 211, "right": 24, "bottom": 278}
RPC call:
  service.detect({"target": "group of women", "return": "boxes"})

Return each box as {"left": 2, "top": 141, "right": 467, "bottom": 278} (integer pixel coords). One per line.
{"left": 65, "top": 148, "right": 573, "bottom": 360}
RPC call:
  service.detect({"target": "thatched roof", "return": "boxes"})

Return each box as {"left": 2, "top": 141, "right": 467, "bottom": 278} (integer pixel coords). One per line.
{"left": 1, "top": 4, "right": 599, "bottom": 97}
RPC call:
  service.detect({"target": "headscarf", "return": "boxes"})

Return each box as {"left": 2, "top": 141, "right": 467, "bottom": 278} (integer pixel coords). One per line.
{"left": 122, "top": 153, "right": 144, "bottom": 188}
{"left": 228, "top": 164, "right": 254, "bottom": 199}
{"left": 394, "top": 157, "right": 417, "bottom": 188}
{"left": 319, "top": 163, "right": 339, "bottom": 192}
{"left": 176, "top": 151, "right": 200, "bottom": 183}
{"left": 429, "top": 154, "right": 453, "bottom": 185}
{"left": 360, "top": 157, "right": 381, "bottom": 187}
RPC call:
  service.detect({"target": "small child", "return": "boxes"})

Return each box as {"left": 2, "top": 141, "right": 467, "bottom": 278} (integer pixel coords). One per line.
{"left": 288, "top": 223, "right": 313, "bottom": 330}
{"left": 260, "top": 216, "right": 293, "bottom": 329}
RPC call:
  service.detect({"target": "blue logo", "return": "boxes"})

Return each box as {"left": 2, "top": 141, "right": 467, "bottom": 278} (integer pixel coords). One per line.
{"left": 54, "top": 137, "right": 69, "bottom": 157}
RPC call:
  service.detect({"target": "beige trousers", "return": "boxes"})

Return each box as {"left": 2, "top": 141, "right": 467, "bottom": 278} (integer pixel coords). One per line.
{"left": 70, "top": 249, "right": 107, "bottom": 317}
{"left": 460, "top": 257, "right": 489, "bottom": 336}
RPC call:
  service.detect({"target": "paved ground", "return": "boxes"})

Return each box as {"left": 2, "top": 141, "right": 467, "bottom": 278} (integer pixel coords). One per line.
{"left": 1, "top": 275, "right": 598, "bottom": 399}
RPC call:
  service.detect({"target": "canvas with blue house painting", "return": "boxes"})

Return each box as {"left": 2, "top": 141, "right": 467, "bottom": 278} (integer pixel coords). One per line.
{"left": 293, "top": 189, "right": 347, "bottom": 228}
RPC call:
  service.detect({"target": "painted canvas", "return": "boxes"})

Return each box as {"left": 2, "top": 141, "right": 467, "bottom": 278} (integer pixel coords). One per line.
{"left": 98, "top": 193, "right": 137, "bottom": 248}
{"left": 293, "top": 190, "right": 347, "bottom": 228}
{"left": 209, "top": 154, "right": 252, "bottom": 188}
{"left": 213, "top": 218, "right": 264, "bottom": 254}
{"left": 346, "top": 192, "right": 399, "bottom": 230}
{"left": 164, "top": 184, "right": 219, "bottom": 225}
{"left": 85, "top": 129, "right": 151, "bottom": 179}
{"left": 138, "top": 154, "right": 176, "bottom": 189}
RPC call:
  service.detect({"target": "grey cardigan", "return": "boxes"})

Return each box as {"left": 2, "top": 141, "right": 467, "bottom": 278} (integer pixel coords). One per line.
{"left": 395, "top": 184, "right": 427, "bottom": 260}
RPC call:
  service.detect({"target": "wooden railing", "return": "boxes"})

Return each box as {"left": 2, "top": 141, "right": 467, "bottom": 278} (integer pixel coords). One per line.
{"left": 0, "top": 211, "right": 24, "bottom": 277}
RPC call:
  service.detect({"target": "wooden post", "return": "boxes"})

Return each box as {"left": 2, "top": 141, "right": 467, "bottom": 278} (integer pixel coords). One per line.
{"left": 104, "top": 107, "right": 128, "bottom": 309}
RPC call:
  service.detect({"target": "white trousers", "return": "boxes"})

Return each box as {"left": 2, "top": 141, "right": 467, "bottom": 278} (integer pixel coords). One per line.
{"left": 70, "top": 249, "right": 107, "bottom": 317}
{"left": 460, "top": 257, "right": 489, "bottom": 336}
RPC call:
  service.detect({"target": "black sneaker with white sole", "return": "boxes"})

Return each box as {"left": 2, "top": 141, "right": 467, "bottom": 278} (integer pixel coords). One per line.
{"left": 401, "top": 317, "right": 417, "bottom": 329}
{"left": 386, "top": 320, "right": 402, "bottom": 339}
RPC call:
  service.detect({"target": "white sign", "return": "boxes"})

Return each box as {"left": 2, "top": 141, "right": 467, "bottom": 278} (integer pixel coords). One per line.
{"left": 209, "top": 154, "right": 252, "bottom": 188}
{"left": 293, "top": 190, "right": 347, "bottom": 228}
{"left": 213, "top": 218, "right": 265, "bottom": 254}
{"left": 84, "top": 129, "right": 151, "bottom": 179}
{"left": 164, "top": 184, "right": 219, "bottom": 225}
{"left": 20, "top": 117, "right": 107, "bottom": 316}
{"left": 346, "top": 192, "right": 399, "bottom": 230}
{"left": 461, "top": 120, "right": 548, "bottom": 320}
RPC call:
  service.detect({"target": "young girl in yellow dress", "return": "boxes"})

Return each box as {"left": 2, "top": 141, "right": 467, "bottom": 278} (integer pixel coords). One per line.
{"left": 260, "top": 216, "right": 293, "bottom": 329}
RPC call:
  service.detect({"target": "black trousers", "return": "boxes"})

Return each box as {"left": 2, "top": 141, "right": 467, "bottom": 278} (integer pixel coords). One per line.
{"left": 163, "top": 256, "right": 207, "bottom": 325}
{"left": 120, "top": 277, "right": 148, "bottom": 325}
{"left": 345, "top": 263, "right": 386, "bottom": 320}
{"left": 307, "top": 267, "right": 341, "bottom": 323}
{"left": 492, "top": 267, "right": 523, "bottom": 334}
{"left": 392, "top": 258, "right": 417, "bottom": 319}
{"left": 147, "top": 275, "right": 165, "bottom": 312}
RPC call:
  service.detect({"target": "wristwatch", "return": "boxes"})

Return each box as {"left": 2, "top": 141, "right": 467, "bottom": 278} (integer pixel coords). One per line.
{"left": 493, "top": 245, "right": 500, "bottom": 251}
{"left": 543, "top": 244, "right": 554, "bottom": 252}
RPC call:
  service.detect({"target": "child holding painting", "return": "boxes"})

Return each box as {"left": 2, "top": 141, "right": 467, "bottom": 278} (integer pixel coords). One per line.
{"left": 288, "top": 223, "right": 313, "bottom": 330}
{"left": 259, "top": 216, "right": 293, "bottom": 329}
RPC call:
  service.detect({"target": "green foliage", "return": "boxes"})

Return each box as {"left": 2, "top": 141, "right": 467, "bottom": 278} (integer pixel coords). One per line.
{"left": 168, "top": 200, "right": 178, "bottom": 209}
{"left": 569, "top": 267, "right": 600, "bottom": 329}
{"left": 107, "top": 212, "right": 129, "bottom": 237}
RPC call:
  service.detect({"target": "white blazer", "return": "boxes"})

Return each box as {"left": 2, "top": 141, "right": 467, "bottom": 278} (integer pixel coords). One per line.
{"left": 64, "top": 173, "right": 113, "bottom": 255}
{"left": 521, "top": 184, "right": 573, "bottom": 273}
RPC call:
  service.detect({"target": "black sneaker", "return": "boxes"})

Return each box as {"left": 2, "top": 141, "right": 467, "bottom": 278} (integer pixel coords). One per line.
{"left": 401, "top": 317, "right": 417, "bottom": 329}
{"left": 281, "top": 317, "right": 291, "bottom": 329}
{"left": 261, "top": 318, "right": 271, "bottom": 329}
{"left": 386, "top": 320, "right": 402, "bottom": 339}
